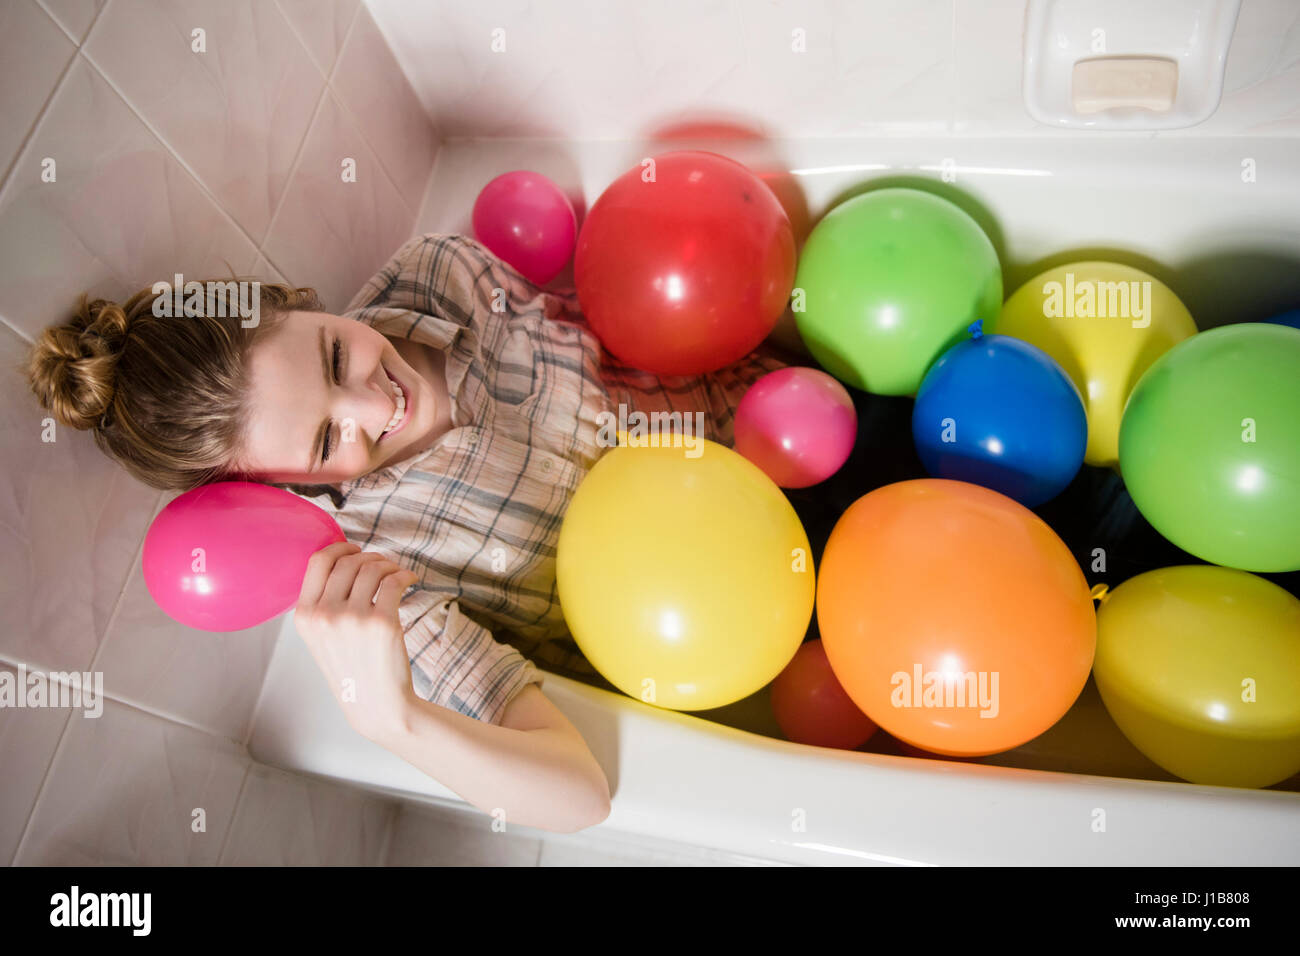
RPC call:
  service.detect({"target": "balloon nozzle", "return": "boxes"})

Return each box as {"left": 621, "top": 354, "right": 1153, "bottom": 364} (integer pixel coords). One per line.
{"left": 1090, "top": 583, "right": 1110, "bottom": 606}
{"left": 968, "top": 319, "right": 984, "bottom": 340}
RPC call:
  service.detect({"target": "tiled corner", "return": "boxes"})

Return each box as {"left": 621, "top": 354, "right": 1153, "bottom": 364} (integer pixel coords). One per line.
{"left": 92, "top": 545, "right": 285, "bottom": 742}
{"left": 0, "top": 321, "right": 161, "bottom": 675}
{"left": 83, "top": 0, "right": 327, "bottom": 246}
{"left": 260, "top": 89, "right": 417, "bottom": 313}
{"left": 0, "top": 56, "right": 262, "bottom": 341}
{"left": 331, "top": 1, "right": 438, "bottom": 215}
{"left": 252, "top": 252, "right": 290, "bottom": 286}
{"left": 219, "top": 764, "right": 397, "bottom": 865}
{"left": 14, "top": 696, "right": 251, "bottom": 865}
{"left": 275, "top": 0, "right": 360, "bottom": 79}
{"left": 37, "top": 0, "right": 107, "bottom": 45}
{"left": 0, "top": 1, "right": 77, "bottom": 187}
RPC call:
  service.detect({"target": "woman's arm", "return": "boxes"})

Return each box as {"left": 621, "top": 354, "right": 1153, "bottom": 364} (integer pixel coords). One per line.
{"left": 295, "top": 542, "right": 610, "bottom": 835}
{"left": 375, "top": 684, "right": 611, "bottom": 834}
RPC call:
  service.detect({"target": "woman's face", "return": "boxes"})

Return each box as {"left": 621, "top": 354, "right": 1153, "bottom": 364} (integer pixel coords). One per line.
{"left": 241, "top": 310, "right": 443, "bottom": 484}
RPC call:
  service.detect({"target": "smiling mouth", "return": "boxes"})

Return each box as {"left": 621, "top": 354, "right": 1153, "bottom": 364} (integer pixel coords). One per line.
{"left": 378, "top": 368, "right": 410, "bottom": 440}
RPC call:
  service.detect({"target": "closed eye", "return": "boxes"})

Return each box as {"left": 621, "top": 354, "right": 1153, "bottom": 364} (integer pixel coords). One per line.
{"left": 322, "top": 338, "right": 344, "bottom": 462}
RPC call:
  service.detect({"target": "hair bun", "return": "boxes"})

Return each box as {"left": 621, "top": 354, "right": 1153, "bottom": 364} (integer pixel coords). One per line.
{"left": 26, "top": 295, "right": 133, "bottom": 431}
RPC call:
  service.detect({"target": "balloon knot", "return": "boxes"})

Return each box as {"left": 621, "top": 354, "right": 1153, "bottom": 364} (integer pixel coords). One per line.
{"left": 1090, "top": 583, "right": 1110, "bottom": 606}
{"left": 968, "top": 319, "right": 984, "bottom": 339}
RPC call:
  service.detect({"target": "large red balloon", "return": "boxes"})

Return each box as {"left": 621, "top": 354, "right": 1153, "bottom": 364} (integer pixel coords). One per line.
{"left": 771, "top": 639, "right": 878, "bottom": 750}
{"left": 574, "top": 150, "right": 796, "bottom": 376}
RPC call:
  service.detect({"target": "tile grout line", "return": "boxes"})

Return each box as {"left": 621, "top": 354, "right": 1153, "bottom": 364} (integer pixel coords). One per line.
{"left": 69, "top": 43, "right": 271, "bottom": 272}
{"left": 320, "top": 2, "right": 425, "bottom": 223}
{"left": 375, "top": 800, "right": 400, "bottom": 866}
{"left": 85, "top": 488, "right": 163, "bottom": 679}
{"left": 0, "top": 647, "right": 250, "bottom": 744}
{"left": 2, "top": 652, "right": 75, "bottom": 865}
{"left": 214, "top": 760, "right": 255, "bottom": 866}
{"left": 2, "top": 654, "right": 254, "bottom": 864}
{"left": 406, "top": 136, "right": 447, "bottom": 231}
{"left": 257, "top": 0, "right": 434, "bottom": 280}
{"left": 0, "top": 0, "right": 102, "bottom": 204}
{"left": 239, "top": 617, "right": 289, "bottom": 749}
{"left": 255, "top": 0, "right": 363, "bottom": 283}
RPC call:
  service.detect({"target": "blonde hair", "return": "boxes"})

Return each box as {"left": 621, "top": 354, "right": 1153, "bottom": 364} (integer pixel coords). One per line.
{"left": 25, "top": 279, "right": 324, "bottom": 491}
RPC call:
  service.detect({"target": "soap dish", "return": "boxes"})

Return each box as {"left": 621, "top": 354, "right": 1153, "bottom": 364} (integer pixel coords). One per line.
{"left": 1022, "top": 0, "right": 1241, "bottom": 130}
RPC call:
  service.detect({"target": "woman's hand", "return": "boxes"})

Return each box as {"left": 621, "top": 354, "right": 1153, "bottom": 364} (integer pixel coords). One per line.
{"left": 294, "top": 541, "right": 420, "bottom": 742}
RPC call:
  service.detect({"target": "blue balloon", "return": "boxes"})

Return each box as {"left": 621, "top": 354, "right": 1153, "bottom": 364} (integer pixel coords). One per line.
{"left": 912, "top": 322, "right": 1087, "bottom": 507}
{"left": 1263, "top": 309, "right": 1300, "bottom": 330}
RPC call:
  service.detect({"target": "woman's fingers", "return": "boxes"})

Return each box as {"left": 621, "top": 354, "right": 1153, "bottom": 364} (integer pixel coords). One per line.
{"left": 320, "top": 550, "right": 389, "bottom": 605}
{"left": 298, "top": 541, "right": 415, "bottom": 616}
{"left": 348, "top": 557, "right": 404, "bottom": 606}
{"left": 298, "top": 541, "right": 360, "bottom": 608}
{"left": 373, "top": 568, "right": 418, "bottom": 616}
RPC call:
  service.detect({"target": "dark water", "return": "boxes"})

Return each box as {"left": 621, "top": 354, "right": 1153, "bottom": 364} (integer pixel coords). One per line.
{"left": 780, "top": 383, "right": 1300, "bottom": 638}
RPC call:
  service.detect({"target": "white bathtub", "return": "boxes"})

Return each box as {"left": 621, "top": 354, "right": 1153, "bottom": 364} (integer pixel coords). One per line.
{"left": 247, "top": 136, "right": 1300, "bottom": 866}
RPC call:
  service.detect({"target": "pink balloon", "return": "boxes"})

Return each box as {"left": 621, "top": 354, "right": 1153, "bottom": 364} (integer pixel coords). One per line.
{"left": 733, "top": 367, "right": 857, "bottom": 488}
{"left": 472, "top": 170, "right": 577, "bottom": 285}
{"left": 142, "top": 482, "right": 345, "bottom": 632}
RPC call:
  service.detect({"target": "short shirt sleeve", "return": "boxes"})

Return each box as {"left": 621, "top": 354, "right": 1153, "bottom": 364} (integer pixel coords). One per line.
{"left": 398, "top": 586, "right": 545, "bottom": 726}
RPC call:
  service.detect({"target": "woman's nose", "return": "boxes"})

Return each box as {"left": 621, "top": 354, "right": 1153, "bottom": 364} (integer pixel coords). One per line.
{"left": 340, "top": 375, "right": 393, "bottom": 441}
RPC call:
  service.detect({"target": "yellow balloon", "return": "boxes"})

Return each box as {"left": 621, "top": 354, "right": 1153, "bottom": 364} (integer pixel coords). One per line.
{"left": 994, "top": 261, "right": 1196, "bottom": 469}
{"left": 556, "top": 436, "right": 814, "bottom": 711}
{"left": 1094, "top": 566, "right": 1300, "bottom": 788}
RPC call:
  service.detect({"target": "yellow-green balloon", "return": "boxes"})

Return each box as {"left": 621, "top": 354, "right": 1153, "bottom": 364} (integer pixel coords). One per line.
{"left": 556, "top": 438, "right": 814, "bottom": 711}
{"left": 994, "top": 261, "right": 1197, "bottom": 469}
{"left": 1094, "top": 566, "right": 1300, "bottom": 789}
{"left": 1118, "top": 323, "right": 1300, "bottom": 572}
{"left": 794, "top": 188, "right": 1002, "bottom": 396}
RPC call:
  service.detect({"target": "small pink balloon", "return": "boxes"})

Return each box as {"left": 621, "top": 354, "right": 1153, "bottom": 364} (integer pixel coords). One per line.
{"left": 472, "top": 170, "right": 577, "bottom": 286}
{"left": 734, "top": 367, "right": 857, "bottom": 488}
{"left": 142, "top": 482, "right": 345, "bottom": 632}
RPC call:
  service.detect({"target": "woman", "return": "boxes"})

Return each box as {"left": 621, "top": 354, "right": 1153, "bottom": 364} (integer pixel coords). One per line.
{"left": 25, "top": 233, "right": 797, "bottom": 833}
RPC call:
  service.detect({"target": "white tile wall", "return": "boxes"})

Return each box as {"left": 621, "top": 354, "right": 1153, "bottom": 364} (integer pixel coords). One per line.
{"left": 0, "top": 662, "right": 73, "bottom": 865}
{"left": 14, "top": 695, "right": 250, "bottom": 865}
{"left": 83, "top": 0, "right": 328, "bottom": 245}
{"left": 0, "top": 0, "right": 436, "bottom": 866}
{"left": 218, "top": 764, "right": 396, "bottom": 866}
{"left": 366, "top": 0, "right": 1300, "bottom": 140}
{"left": 2, "top": 0, "right": 1297, "bottom": 868}
{"left": 0, "top": 320, "right": 160, "bottom": 674}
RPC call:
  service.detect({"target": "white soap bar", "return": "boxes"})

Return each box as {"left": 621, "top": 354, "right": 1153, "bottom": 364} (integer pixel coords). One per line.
{"left": 1071, "top": 56, "right": 1178, "bottom": 114}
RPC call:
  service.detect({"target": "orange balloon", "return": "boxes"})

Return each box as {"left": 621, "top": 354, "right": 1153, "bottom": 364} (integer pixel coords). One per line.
{"left": 817, "top": 479, "right": 1096, "bottom": 756}
{"left": 770, "top": 639, "right": 878, "bottom": 750}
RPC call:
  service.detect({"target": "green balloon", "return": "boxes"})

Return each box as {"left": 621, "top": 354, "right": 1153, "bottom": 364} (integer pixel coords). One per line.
{"left": 1119, "top": 323, "right": 1300, "bottom": 572}
{"left": 793, "top": 188, "right": 1002, "bottom": 395}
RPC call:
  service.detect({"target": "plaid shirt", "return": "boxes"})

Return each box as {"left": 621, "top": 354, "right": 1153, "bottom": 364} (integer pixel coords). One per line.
{"left": 293, "top": 234, "right": 790, "bottom": 725}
